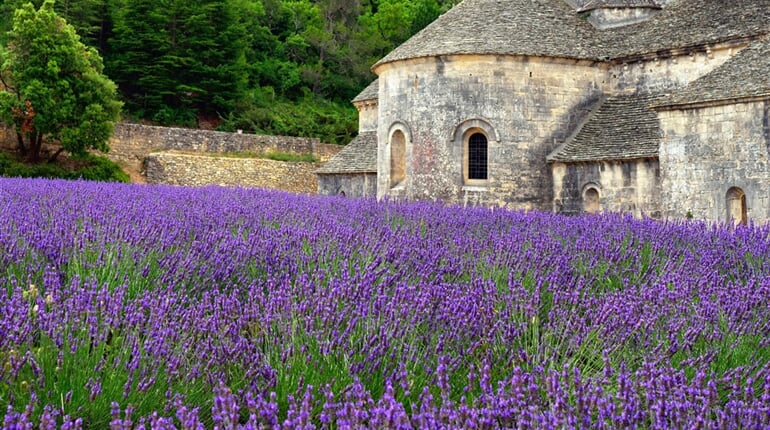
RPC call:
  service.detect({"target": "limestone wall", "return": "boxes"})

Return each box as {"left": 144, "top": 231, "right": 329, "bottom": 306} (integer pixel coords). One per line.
{"left": 551, "top": 160, "right": 662, "bottom": 218}
{"left": 355, "top": 100, "right": 378, "bottom": 134}
{"left": 0, "top": 122, "right": 340, "bottom": 193}
{"left": 108, "top": 123, "right": 336, "bottom": 172}
{"left": 316, "top": 173, "right": 377, "bottom": 197}
{"left": 610, "top": 42, "right": 746, "bottom": 95}
{"left": 659, "top": 100, "right": 770, "bottom": 223}
{"left": 145, "top": 152, "right": 320, "bottom": 193}
{"left": 375, "top": 54, "right": 608, "bottom": 210}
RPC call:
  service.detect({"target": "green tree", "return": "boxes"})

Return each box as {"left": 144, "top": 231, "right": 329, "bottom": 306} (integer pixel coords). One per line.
{"left": 107, "top": 0, "right": 248, "bottom": 125}
{"left": 0, "top": 0, "right": 112, "bottom": 50}
{"left": 0, "top": 0, "right": 122, "bottom": 163}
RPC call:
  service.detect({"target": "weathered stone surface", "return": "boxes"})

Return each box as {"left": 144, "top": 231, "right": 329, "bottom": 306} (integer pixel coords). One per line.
{"left": 374, "top": 0, "right": 770, "bottom": 67}
{"left": 319, "top": 0, "right": 770, "bottom": 223}
{"left": 375, "top": 55, "right": 607, "bottom": 210}
{"left": 0, "top": 122, "right": 340, "bottom": 194}
{"left": 658, "top": 101, "right": 770, "bottom": 222}
{"left": 145, "top": 151, "right": 321, "bottom": 193}
{"left": 107, "top": 123, "right": 336, "bottom": 172}
{"left": 552, "top": 160, "right": 661, "bottom": 218}
{"left": 317, "top": 173, "right": 377, "bottom": 197}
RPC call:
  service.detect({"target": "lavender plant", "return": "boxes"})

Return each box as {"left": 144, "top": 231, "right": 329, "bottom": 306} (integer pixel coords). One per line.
{"left": 1, "top": 178, "right": 769, "bottom": 428}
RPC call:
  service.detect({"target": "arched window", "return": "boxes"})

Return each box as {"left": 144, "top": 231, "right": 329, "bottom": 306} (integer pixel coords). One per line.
{"left": 390, "top": 130, "right": 406, "bottom": 188}
{"left": 583, "top": 187, "right": 600, "bottom": 214}
{"left": 726, "top": 187, "right": 747, "bottom": 225}
{"left": 467, "top": 132, "right": 488, "bottom": 181}
{"left": 453, "top": 118, "right": 497, "bottom": 185}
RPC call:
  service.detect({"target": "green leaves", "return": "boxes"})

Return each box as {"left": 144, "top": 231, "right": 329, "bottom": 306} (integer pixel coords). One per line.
{"left": 107, "top": 0, "right": 249, "bottom": 123}
{"left": 0, "top": 0, "right": 121, "bottom": 162}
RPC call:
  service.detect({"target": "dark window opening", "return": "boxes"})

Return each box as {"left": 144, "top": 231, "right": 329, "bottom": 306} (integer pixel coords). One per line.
{"left": 468, "top": 133, "right": 488, "bottom": 180}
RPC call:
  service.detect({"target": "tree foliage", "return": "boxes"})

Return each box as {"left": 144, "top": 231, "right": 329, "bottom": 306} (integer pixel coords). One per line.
{"left": 0, "top": 0, "right": 460, "bottom": 146}
{"left": 0, "top": 0, "right": 122, "bottom": 162}
{"left": 107, "top": 0, "right": 248, "bottom": 124}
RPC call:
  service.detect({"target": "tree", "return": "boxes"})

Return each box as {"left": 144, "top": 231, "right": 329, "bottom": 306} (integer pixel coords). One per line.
{"left": 0, "top": 0, "right": 112, "bottom": 50}
{"left": 0, "top": 0, "right": 122, "bottom": 163}
{"left": 107, "top": 0, "right": 249, "bottom": 125}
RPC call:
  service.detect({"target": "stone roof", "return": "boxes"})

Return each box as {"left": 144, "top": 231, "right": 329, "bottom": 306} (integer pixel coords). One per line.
{"left": 577, "top": 0, "right": 660, "bottom": 12}
{"left": 352, "top": 79, "right": 379, "bottom": 103}
{"left": 547, "top": 94, "right": 662, "bottom": 163}
{"left": 316, "top": 132, "right": 377, "bottom": 174}
{"left": 654, "top": 37, "right": 770, "bottom": 108}
{"left": 374, "top": 0, "right": 770, "bottom": 68}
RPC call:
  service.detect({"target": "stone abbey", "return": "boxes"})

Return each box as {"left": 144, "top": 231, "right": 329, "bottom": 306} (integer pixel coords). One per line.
{"left": 317, "top": 0, "right": 770, "bottom": 224}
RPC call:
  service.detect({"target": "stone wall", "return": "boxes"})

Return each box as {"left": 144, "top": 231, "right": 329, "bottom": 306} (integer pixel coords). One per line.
{"left": 375, "top": 54, "right": 608, "bottom": 210}
{"left": 108, "top": 123, "right": 338, "bottom": 172}
{"left": 145, "top": 152, "right": 320, "bottom": 193}
{"left": 610, "top": 42, "right": 746, "bottom": 95}
{"left": 658, "top": 100, "right": 770, "bottom": 223}
{"left": 0, "top": 122, "right": 341, "bottom": 193}
{"left": 316, "top": 173, "right": 377, "bottom": 197}
{"left": 551, "top": 159, "right": 662, "bottom": 218}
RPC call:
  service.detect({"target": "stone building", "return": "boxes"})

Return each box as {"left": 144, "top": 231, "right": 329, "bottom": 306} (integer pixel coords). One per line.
{"left": 317, "top": 0, "right": 770, "bottom": 224}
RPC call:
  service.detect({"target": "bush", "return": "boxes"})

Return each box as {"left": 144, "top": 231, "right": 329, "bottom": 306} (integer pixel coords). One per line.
{"left": 219, "top": 89, "right": 358, "bottom": 146}
{"left": 0, "top": 152, "right": 129, "bottom": 182}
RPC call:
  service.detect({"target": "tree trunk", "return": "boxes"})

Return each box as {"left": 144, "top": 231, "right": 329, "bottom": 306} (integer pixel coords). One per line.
{"left": 28, "top": 132, "right": 41, "bottom": 163}
{"left": 15, "top": 131, "right": 27, "bottom": 156}
{"left": 48, "top": 147, "right": 66, "bottom": 163}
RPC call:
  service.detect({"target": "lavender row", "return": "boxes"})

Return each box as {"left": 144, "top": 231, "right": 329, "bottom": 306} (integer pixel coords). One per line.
{"left": 1, "top": 178, "right": 769, "bottom": 428}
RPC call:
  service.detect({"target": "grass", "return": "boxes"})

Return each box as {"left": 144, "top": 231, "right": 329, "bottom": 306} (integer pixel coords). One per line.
{"left": 166, "top": 150, "right": 320, "bottom": 163}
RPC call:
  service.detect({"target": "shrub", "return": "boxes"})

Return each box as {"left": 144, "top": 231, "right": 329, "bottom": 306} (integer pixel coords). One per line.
{"left": 0, "top": 152, "right": 129, "bottom": 182}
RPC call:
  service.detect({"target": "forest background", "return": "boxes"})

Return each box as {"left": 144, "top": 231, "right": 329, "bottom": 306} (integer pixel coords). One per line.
{"left": 0, "top": 0, "right": 460, "bottom": 146}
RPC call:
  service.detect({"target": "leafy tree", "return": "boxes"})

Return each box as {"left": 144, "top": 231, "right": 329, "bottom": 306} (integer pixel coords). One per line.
{"left": 0, "top": 0, "right": 112, "bottom": 50}
{"left": 107, "top": 0, "right": 248, "bottom": 125}
{"left": 0, "top": 0, "right": 122, "bottom": 163}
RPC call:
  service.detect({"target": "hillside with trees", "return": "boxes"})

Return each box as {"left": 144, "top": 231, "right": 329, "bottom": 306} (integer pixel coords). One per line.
{"left": 0, "top": 0, "right": 461, "bottom": 146}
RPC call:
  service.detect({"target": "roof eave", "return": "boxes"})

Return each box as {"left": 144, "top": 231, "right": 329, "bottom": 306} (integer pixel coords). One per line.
{"left": 548, "top": 155, "right": 659, "bottom": 164}
{"left": 653, "top": 94, "right": 770, "bottom": 111}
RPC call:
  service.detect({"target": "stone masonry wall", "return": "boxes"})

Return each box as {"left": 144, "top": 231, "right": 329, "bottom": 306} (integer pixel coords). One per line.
{"left": 145, "top": 152, "right": 320, "bottom": 193}
{"left": 0, "top": 122, "right": 341, "bottom": 193}
{"left": 551, "top": 159, "right": 661, "bottom": 218}
{"left": 659, "top": 100, "right": 770, "bottom": 223}
{"left": 610, "top": 43, "right": 744, "bottom": 96}
{"left": 317, "top": 173, "right": 377, "bottom": 197}
{"left": 108, "top": 123, "right": 338, "bottom": 172}
{"left": 375, "top": 54, "right": 607, "bottom": 210}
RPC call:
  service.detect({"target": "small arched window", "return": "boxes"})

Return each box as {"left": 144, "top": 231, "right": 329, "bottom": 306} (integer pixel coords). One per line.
{"left": 583, "top": 187, "right": 600, "bottom": 214}
{"left": 726, "top": 187, "right": 747, "bottom": 225}
{"left": 390, "top": 130, "right": 406, "bottom": 188}
{"left": 467, "top": 133, "right": 488, "bottom": 180}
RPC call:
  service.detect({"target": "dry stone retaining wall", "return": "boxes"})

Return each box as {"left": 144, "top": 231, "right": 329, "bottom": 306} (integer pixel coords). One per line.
{"left": 1, "top": 122, "right": 341, "bottom": 193}
{"left": 108, "top": 123, "right": 339, "bottom": 171}
{"left": 145, "top": 152, "right": 320, "bottom": 193}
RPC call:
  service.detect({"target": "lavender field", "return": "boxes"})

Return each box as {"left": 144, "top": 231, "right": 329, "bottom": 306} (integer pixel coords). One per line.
{"left": 1, "top": 178, "right": 769, "bottom": 429}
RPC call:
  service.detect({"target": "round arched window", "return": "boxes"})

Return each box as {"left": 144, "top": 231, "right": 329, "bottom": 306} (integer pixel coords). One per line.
{"left": 468, "top": 133, "right": 488, "bottom": 180}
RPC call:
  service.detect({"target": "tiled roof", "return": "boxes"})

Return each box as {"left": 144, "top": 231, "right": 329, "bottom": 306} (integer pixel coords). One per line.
{"left": 316, "top": 132, "right": 377, "bottom": 174}
{"left": 547, "top": 94, "right": 662, "bottom": 162}
{"left": 374, "top": 0, "right": 770, "bottom": 68}
{"left": 654, "top": 37, "right": 770, "bottom": 108}
{"left": 352, "top": 79, "right": 379, "bottom": 103}
{"left": 577, "top": 0, "right": 660, "bottom": 12}
{"left": 374, "top": 0, "right": 597, "bottom": 66}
